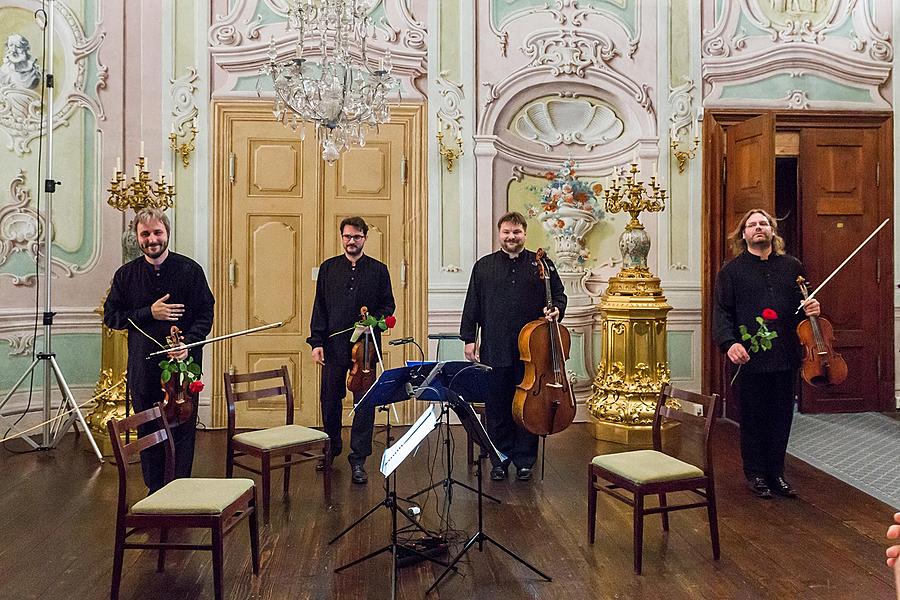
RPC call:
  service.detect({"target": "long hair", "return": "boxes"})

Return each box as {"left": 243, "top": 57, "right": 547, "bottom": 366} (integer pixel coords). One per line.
{"left": 727, "top": 208, "right": 785, "bottom": 256}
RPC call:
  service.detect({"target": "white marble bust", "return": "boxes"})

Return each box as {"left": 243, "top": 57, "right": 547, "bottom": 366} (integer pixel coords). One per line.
{"left": 0, "top": 34, "right": 41, "bottom": 90}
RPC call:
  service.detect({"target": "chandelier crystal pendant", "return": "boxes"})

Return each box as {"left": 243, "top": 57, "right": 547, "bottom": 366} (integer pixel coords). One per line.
{"left": 265, "top": 0, "right": 397, "bottom": 163}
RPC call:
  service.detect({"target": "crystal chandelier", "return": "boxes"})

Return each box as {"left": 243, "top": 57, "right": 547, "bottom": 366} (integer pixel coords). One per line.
{"left": 264, "top": 0, "right": 397, "bottom": 162}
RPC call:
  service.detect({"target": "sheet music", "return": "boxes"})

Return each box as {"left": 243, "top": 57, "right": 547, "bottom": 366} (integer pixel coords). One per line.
{"left": 380, "top": 405, "right": 437, "bottom": 477}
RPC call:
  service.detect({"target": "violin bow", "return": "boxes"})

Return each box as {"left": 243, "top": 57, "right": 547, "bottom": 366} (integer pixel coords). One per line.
{"left": 145, "top": 321, "right": 285, "bottom": 358}
{"left": 795, "top": 217, "right": 890, "bottom": 313}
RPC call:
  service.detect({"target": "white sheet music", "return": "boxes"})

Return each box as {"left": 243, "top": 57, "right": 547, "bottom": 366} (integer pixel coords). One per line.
{"left": 380, "top": 405, "right": 437, "bottom": 477}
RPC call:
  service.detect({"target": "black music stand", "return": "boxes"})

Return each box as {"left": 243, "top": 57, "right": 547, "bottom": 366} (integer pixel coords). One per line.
{"left": 426, "top": 387, "right": 552, "bottom": 594}
{"left": 408, "top": 360, "right": 501, "bottom": 505}
{"left": 332, "top": 365, "right": 453, "bottom": 600}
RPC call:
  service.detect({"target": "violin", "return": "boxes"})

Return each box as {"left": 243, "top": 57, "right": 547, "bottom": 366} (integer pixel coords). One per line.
{"left": 160, "top": 325, "right": 195, "bottom": 423}
{"left": 347, "top": 306, "right": 377, "bottom": 395}
{"left": 795, "top": 276, "right": 848, "bottom": 387}
{"left": 513, "top": 249, "right": 576, "bottom": 436}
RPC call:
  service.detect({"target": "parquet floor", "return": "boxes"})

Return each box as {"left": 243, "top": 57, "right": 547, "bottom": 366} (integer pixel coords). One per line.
{"left": 0, "top": 421, "right": 895, "bottom": 599}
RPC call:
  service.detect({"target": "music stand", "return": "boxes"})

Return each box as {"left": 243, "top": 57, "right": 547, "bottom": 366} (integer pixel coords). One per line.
{"left": 333, "top": 367, "right": 453, "bottom": 599}
{"left": 407, "top": 360, "right": 501, "bottom": 506}
{"left": 426, "top": 387, "right": 552, "bottom": 594}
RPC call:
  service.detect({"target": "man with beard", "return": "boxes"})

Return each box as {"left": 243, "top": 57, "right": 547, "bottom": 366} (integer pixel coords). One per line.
{"left": 460, "top": 211, "right": 566, "bottom": 482}
{"left": 713, "top": 208, "right": 820, "bottom": 499}
{"left": 307, "top": 217, "right": 395, "bottom": 484}
{"left": 104, "top": 207, "right": 214, "bottom": 492}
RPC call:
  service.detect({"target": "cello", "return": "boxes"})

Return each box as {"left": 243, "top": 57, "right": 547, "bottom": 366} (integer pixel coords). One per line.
{"left": 795, "top": 276, "right": 848, "bottom": 387}
{"left": 347, "top": 306, "right": 377, "bottom": 394}
{"left": 513, "top": 248, "right": 576, "bottom": 436}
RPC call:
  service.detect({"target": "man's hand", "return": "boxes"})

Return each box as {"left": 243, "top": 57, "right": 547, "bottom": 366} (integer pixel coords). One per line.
{"left": 151, "top": 293, "right": 185, "bottom": 321}
{"left": 801, "top": 298, "right": 821, "bottom": 317}
{"left": 887, "top": 511, "right": 900, "bottom": 568}
{"left": 312, "top": 347, "right": 325, "bottom": 366}
{"left": 726, "top": 342, "right": 750, "bottom": 365}
{"left": 543, "top": 306, "right": 560, "bottom": 321}
{"left": 464, "top": 342, "right": 479, "bottom": 362}
{"left": 167, "top": 345, "right": 188, "bottom": 361}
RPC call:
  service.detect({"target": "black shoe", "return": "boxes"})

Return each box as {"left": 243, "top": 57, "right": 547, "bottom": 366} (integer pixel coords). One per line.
{"left": 516, "top": 467, "right": 533, "bottom": 481}
{"left": 351, "top": 464, "right": 368, "bottom": 484}
{"left": 490, "top": 465, "right": 508, "bottom": 481}
{"left": 768, "top": 476, "right": 797, "bottom": 498}
{"left": 747, "top": 476, "right": 773, "bottom": 499}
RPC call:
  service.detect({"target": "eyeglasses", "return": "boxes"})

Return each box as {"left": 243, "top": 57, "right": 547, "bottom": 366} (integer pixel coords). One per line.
{"left": 342, "top": 234, "right": 365, "bottom": 242}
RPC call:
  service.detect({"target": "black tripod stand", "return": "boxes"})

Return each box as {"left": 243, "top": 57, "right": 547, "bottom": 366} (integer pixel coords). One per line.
{"left": 408, "top": 398, "right": 500, "bottom": 505}
{"left": 427, "top": 393, "right": 552, "bottom": 594}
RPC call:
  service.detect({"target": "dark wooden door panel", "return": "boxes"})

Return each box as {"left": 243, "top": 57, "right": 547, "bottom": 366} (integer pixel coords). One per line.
{"left": 799, "top": 128, "right": 880, "bottom": 413}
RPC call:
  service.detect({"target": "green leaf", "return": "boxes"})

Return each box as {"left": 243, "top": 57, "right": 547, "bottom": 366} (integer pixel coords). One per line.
{"left": 738, "top": 325, "right": 749, "bottom": 336}
{"left": 750, "top": 339, "right": 759, "bottom": 353}
{"left": 755, "top": 316, "right": 764, "bottom": 326}
{"left": 761, "top": 338, "right": 772, "bottom": 350}
{"left": 178, "top": 362, "right": 187, "bottom": 372}
{"left": 741, "top": 333, "right": 751, "bottom": 341}
{"left": 187, "top": 362, "right": 202, "bottom": 375}
{"left": 377, "top": 321, "right": 387, "bottom": 331}
{"left": 159, "top": 360, "right": 170, "bottom": 369}
{"left": 770, "top": 331, "right": 778, "bottom": 339}
{"left": 161, "top": 370, "right": 171, "bottom": 383}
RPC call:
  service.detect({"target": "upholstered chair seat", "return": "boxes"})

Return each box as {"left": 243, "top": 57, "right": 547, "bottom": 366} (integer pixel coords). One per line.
{"left": 591, "top": 450, "right": 704, "bottom": 485}
{"left": 132, "top": 478, "right": 255, "bottom": 515}
{"left": 233, "top": 424, "right": 329, "bottom": 451}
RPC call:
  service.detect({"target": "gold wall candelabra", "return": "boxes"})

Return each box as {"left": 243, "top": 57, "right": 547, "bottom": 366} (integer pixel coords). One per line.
{"left": 107, "top": 151, "right": 176, "bottom": 212}
{"left": 589, "top": 158, "right": 673, "bottom": 444}
{"left": 670, "top": 119, "right": 699, "bottom": 174}
{"left": 169, "top": 119, "right": 198, "bottom": 168}
{"left": 436, "top": 119, "right": 463, "bottom": 173}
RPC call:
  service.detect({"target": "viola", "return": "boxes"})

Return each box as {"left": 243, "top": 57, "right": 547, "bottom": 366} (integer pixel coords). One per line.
{"left": 160, "top": 325, "right": 195, "bottom": 423}
{"left": 347, "top": 306, "right": 377, "bottom": 395}
{"left": 795, "top": 276, "right": 848, "bottom": 387}
{"left": 513, "top": 248, "right": 576, "bottom": 436}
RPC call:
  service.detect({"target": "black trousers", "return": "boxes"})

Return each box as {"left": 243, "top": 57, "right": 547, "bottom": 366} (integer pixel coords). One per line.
{"left": 486, "top": 364, "right": 538, "bottom": 469}
{"left": 736, "top": 369, "right": 796, "bottom": 480}
{"left": 320, "top": 361, "right": 376, "bottom": 466}
{"left": 132, "top": 391, "right": 197, "bottom": 494}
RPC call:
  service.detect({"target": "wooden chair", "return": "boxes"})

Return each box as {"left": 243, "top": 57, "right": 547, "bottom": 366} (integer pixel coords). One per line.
{"left": 107, "top": 405, "right": 259, "bottom": 600}
{"left": 224, "top": 366, "right": 331, "bottom": 525}
{"left": 587, "top": 384, "right": 721, "bottom": 574}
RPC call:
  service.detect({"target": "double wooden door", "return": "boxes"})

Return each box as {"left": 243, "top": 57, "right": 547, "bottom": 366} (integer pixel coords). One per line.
{"left": 212, "top": 102, "right": 426, "bottom": 428}
{"left": 706, "top": 112, "right": 893, "bottom": 415}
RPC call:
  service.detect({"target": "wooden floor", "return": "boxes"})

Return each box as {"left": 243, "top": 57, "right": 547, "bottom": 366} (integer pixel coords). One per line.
{"left": 0, "top": 420, "right": 895, "bottom": 600}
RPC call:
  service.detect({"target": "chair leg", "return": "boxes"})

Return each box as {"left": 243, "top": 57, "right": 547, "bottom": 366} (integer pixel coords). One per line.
{"left": 249, "top": 492, "right": 261, "bottom": 576}
{"left": 261, "top": 453, "right": 271, "bottom": 525}
{"left": 110, "top": 524, "right": 125, "bottom": 600}
{"left": 707, "top": 484, "right": 721, "bottom": 560}
{"left": 225, "top": 441, "right": 234, "bottom": 478}
{"left": 633, "top": 493, "right": 644, "bottom": 575}
{"left": 659, "top": 493, "right": 669, "bottom": 531}
{"left": 211, "top": 524, "right": 225, "bottom": 600}
{"left": 323, "top": 442, "right": 332, "bottom": 506}
{"left": 587, "top": 466, "right": 597, "bottom": 544}
{"left": 467, "top": 433, "right": 475, "bottom": 466}
{"left": 157, "top": 527, "right": 168, "bottom": 572}
{"left": 283, "top": 453, "right": 292, "bottom": 498}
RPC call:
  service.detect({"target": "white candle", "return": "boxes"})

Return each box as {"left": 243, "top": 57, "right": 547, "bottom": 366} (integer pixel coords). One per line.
{"left": 692, "top": 115, "right": 698, "bottom": 139}
{"left": 171, "top": 123, "right": 176, "bottom": 135}
{"left": 116, "top": 156, "right": 121, "bottom": 171}
{"left": 168, "top": 171, "right": 173, "bottom": 182}
{"left": 632, "top": 149, "right": 638, "bottom": 165}
{"left": 192, "top": 117, "right": 198, "bottom": 130}
{"left": 133, "top": 165, "right": 139, "bottom": 178}
{"left": 140, "top": 140, "right": 145, "bottom": 156}
{"left": 158, "top": 168, "right": 164, "bottom": 180}
{"left": 653, "top": 162, "right": 658, "bottom": 178}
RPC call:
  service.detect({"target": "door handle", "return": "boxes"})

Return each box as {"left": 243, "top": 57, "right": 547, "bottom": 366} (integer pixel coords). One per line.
{"left": 228, "top": 259, "right": 236, "bottom": 287}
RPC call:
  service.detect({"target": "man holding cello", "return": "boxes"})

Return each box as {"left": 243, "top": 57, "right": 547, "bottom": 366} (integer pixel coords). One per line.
{"left": 307, "top": 217, "right": 395, "bottom": 485}
{"left": 713, "top": 208, "right": 821, "bottom": 499}
{"left": 460, "top": 212, "right": 567, "bottom": 482}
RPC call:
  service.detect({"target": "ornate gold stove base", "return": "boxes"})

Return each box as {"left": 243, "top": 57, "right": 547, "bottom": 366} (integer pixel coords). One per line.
{"left": 592, "top": 419, "right": 680, "bottom": 447}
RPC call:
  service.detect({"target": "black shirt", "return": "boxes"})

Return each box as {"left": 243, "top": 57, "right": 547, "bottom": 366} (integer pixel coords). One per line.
{"left": 712, "top": 250, "right": 806, "bottom": 374}
{"left": 103, "top": 252, "right": 215, "bottom": 399}
{"left": 306, "top": 254, "right": 395, "bottom": 367}
{"left": 460, "top": 249, "right": 567, "bottom": 368}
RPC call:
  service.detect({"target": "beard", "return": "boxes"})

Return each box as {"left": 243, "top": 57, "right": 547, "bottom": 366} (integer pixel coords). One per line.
{"left": 141, "top": 239, "right": 168, "bottom": 259}
{"left": 502, "top": 239, "right": 524, "bottom": 254}
{"left": 344, "top": 243, "right": 362, "bottom": 257}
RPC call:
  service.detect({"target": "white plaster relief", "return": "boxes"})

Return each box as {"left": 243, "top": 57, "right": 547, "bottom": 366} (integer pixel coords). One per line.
{"left": 520, "top": 28, "right": 617, "bottom": 77}
{"left": 0, "top": 171, "right": 79, "bottom": 286}
{"left": 513, "top": 96, "right": 623, "bottom": 151}
{"left": 209, "top": 0, "right": 246, "bottom": 47}
{"left": 440, "top": 265, "right": 461, "bottom": 273}
{"left": 3, "top": 332, "right": 34, "bottom": 356}
{"left": 667, "top": 78, "right": 695, "bottom": 138}
{"left": 435, "top": 71, "right": 464, "bottom": 138}
{"left": 738, "top": 0, "right": 846, "bottom": 44}
{"left": 170, "top": 67, "right": 199, "bottom": 137}
{"left": 780, "top": 89, "right": 811, "bottom": 109}
{"left": 0, "top": 1, "right": 106, "bottom": 155}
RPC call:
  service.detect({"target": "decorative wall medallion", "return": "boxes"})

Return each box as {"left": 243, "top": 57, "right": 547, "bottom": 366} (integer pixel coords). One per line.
{"left": 0, "top": 3, "right": 106, "bottom": 156}
{"left": 0, "top": 171, "right": 78, "bottom": 286}
{"left": 780, "top": 89, "right": 810, "bottom": 109}
{"left": 3, "top": 331, "right": 34, "bottom": 356}
{"left": 667, "top": 78, "right": 695, "bottom": 138}
{"left": 435, "top": 71, "right": 464, "bottom": 139}
{"left": 521, "top": 28, "right": 616, "bottom": 78}
{"left": 513, "top": 96, "right": 623, "bottom": 151}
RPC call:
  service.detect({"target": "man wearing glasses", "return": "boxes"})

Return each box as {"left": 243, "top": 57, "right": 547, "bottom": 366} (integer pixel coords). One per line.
{"left": 307, "top": 217, "right": 395, "bottom": 484}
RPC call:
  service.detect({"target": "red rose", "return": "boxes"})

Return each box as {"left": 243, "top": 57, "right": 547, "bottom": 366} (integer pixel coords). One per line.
{"left": 761, "top": 308, "right": 778, "bottom": 321}
{"left": 384, "top": 315, "right": 397, "bottom": 329}
{"left": 188, "top": 380, "right": 205, "bottom": 394}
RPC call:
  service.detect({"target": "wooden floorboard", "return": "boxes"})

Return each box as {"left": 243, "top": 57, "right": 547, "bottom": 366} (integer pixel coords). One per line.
{"left": 0, "top": 421, "right": 895, "bottom": 600}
